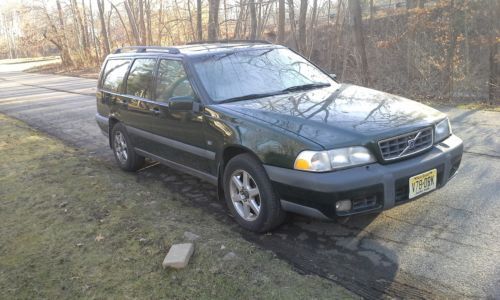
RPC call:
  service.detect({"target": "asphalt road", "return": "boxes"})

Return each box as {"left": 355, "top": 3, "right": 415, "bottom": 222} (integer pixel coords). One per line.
{"left": 1, "top": 65, "right": 499, "bottom": 299}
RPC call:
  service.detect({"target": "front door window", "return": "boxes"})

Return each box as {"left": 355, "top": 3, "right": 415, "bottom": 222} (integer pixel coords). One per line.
{"left": 156, "top": 60, "right": 195, "bottom": 103}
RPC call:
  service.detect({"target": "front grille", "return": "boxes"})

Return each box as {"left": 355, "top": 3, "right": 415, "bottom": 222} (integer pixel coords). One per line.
{"left": 378, "top": 127, "right": 433, "bottom": 161}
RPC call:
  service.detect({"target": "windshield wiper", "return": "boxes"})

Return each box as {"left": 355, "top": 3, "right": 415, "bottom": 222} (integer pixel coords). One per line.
{"left": 281, "top": 83, "right": 330, "bottom": 93}
{"left": 217, "top": 83, "right": 330, "bottom": 104}
{"left": 218, "top": 91, "right": 287, "bottom": 104}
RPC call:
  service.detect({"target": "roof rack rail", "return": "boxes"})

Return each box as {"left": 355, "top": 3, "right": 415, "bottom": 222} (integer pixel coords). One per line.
{"left": 186, "top": 39, "right": 272, "bottom": 45}
{"left": 113, "top": 46, "right": 180, "bottom": 54}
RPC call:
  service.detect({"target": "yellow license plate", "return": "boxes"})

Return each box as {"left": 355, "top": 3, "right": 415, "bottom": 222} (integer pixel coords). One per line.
{"left": 409, "top": 169, "right": 437, "bottom": 199}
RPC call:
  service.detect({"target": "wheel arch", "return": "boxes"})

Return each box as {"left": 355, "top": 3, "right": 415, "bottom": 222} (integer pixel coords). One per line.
{"left": 108, "top": 117, "right": 120, "bottom": 148}
{"left": 217, "top": 144, "right": 264, "bottom": 202}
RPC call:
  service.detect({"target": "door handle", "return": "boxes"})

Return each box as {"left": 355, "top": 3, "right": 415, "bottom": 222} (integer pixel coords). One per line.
{"left": 150, "top": 107, "right": 161, "bottom": 115}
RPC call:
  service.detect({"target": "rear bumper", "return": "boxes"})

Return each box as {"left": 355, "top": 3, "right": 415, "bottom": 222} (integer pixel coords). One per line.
{"left": 264, "top": 134, "right": 463, "bottom": 219}
{"left": 95, "top": 113, "right": 109, "bottom": 136}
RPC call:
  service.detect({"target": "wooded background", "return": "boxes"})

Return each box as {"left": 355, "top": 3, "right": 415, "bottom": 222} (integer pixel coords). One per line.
{"left": 0, "top": 0, "right": 498, "bottom": 103}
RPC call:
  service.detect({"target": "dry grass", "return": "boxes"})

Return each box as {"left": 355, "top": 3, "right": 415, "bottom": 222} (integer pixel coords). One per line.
{"left": 0, "top": 113, "right": 355, "bottom": 299}
{"left": 26, "top": 62, "right": 99, "bottom": 79}
{"left": 456, "top": 102, "right": 500, "bottom": 112}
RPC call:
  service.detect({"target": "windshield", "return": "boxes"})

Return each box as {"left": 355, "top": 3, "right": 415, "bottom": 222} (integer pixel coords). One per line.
{"left": 192, "top": 48, "right": 336, "bottom": 103}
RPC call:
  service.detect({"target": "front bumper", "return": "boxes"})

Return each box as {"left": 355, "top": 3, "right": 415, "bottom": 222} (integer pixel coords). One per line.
{"left": 264, "top": 134, "right": 463, "bottom": 219}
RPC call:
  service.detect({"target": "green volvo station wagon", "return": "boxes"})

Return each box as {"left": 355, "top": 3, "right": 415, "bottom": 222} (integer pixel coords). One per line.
{"left": 95, "top": 41, "right": 463, "bottom": 232}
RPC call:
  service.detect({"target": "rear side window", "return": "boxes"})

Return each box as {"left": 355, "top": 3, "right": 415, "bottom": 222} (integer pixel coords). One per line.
{"left": 126, "top": 58, "right": 157, "bottom": 99}
{"left": 102, "top": 59, "right": 130, "bottom": 93}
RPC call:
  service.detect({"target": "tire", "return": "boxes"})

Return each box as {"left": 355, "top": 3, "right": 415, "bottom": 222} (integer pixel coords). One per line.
{"left": 223, "top": 153, "right": 286, "bottom": 232}
{"left": 111, "top": 123, "right": 145, "bottom": 171}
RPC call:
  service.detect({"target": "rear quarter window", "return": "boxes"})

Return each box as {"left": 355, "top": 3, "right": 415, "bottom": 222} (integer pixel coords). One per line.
{"left": 101, "top": 59, "right": 131, "bottom": 93}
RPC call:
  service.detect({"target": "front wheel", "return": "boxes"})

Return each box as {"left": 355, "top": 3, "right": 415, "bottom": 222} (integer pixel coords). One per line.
{"left": 223, "top": 153, "right": 285, "bottom": 232}
{"left": 111, "top": 123, "right": 145, "bottom": 171}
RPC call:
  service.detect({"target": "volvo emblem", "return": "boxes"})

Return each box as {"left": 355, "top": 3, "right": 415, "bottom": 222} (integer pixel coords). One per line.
{"left": 407, "top": 138, "right": 416, "bottom": 149}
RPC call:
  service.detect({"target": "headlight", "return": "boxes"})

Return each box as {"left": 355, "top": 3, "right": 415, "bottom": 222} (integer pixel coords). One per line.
{"left": 294, "top": 146, "right": 376, "bottom": 172}
{"left": 435, "top": 118, "right": 452, "bottom": 143}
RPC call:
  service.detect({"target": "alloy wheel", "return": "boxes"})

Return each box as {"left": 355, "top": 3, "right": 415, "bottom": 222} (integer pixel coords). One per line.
{"left": 113, "top": 131, "right": 128, "bottom": 164}
{"left": 229, "top": 169, "right": 261, "bottom": 221}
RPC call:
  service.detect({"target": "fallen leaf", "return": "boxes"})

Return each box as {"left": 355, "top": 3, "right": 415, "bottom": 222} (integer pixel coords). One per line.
{"left": 95, "top": 234, "right": 105, "bottom": 242}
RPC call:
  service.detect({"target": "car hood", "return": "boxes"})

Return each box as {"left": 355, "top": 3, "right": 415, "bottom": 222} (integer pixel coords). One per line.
{"left": 219, "top": 84, "right": 445, "bottom": 149}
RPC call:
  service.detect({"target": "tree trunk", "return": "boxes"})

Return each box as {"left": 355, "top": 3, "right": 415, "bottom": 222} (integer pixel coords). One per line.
{"left": 249, "top": 0, "right": 257, "bottom": 39}
{"left": 109, "top": 2, "right": 133, "bottom": 45}
{"left": 488, "top": 0, "right": 499, "bottom": 103}
{"left": 369, "top": 0, "right": 374, "bottom": 31}
{"left": 208, "top": 0, "right": 220, "bottom": 41}
{"left": 125, "top": 0, "right": 141, "bottom": 44}
{"left": 71, "top": 0, "right": 87, "bottom": 50}
{"left": 88, "top": 0, "right": 100, "bottom": 64}
{"left": 233, "top": 0, "right": 248, "bottom": 39}
{"left": 81, "top": 0, "right": 90, "bottom": 49}
{"left": 97, "top": 0, "right": 111, "bottom": 56}
{"left": 197, "top": 0, "right": 203, "bottom": 40}
{"left": 406, "top": 0, "right": 416, "bottom": 86}
{"left": 489, "top": 42, "right": 499, "bottom": 104}
{"left": 278, "top": 0, "right": 285, "bottom": 43}
{"left": 186, "top": 0, "right": 197, "bottom": 41}
{"left": 298, "top": 0, "right": 307, "bottom": 52}
{"left": 157, "top": 1, "right": 163, "bottom": 44}
{"left": 443, "top": 0, "right": 456, "bottom": 99}
{"left": 287, "top": 0, "right": 298, "bottom": 50}
{"left": 406, "top": 0, "right": 417, "bottom": 9}
{"left": 138, "top": 0, "right": 147, "bottom": 44}
{"left": 308, "top": 0, "right": 318, "bottom": 56}
{"left": 223, "top": 0, "right": 229, "bottom": 40}
{"left": 348, "top": 0, "right": 369, "bottom": 85}
{"left": 145, "top": 0, "right": 153, "bottom": 45}
{"left": 55, "top": 0, "right": 74, "bottom": 66}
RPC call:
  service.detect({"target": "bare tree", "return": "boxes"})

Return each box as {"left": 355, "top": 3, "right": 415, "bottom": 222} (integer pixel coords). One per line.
{"left": 97, "top": 0, "right": 111, "bottom": 55}
{"left": 287, "top": 0, "right": 298, "bottom": 49}
{"left": 0, "top": 0, "right": 493, "bottom": 105}
{"left": 488, "top": 0, "right": 499, "bottom": 103}
{"left": 197, "top": 0, "right": 203, "bottom": 40}
{"left": 71, "top": 0, "right": 87, "bottom": 52}
{"left": 233, "top": 0, "right": 248, "bottom": 39}
{"left": 40, "top": 0, "right": 73, "bottom": 66}
{"left": 145, "top": 0, "right": 153, "bottom": 44}
{"left": 88, "top": 0, "right": 101, "bottom": 63}
{"left": 348, "top": 0, "right": 369, "bottom": 85}
{"left": 298, "top": 0, "right": 307, "bottom": 52}
{"left": 56, "top": 0, "right": 75, "bottom": 66}
{"left": 308, "top": 0, "right": 318, "bottom": 55}
{"left": 278, "top": 0, "right": 285, "bottom": 43}
{"left": 108, "top": 1, "right": 132, "bottom": 45}
{"left": 369, "top": 0, "right": 374, "bottom": 30}
{"left": 138, "top": 0, "right": 146, "bottom": 44}
{"left": 125, "top": 0, "right": 141, "bottom": 44}
{"left": 443, "top": 0, "right": 457, "bottom": 99}
{"left": 208, "top": 0, "right": 220, "bottom": 40}
{"left": 249, "top": 0, "right": 257, "bottom": 39}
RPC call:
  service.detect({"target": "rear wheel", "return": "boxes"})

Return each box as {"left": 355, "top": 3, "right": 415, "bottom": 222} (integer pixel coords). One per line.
{"left": 111, "top": 123, "right": 145, "bottom": 171}
{"left": 223, "top": 153, "right": 285, "bottom": 232}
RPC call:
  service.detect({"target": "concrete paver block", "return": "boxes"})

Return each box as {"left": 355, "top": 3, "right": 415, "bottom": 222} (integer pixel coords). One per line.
{"left": 162, "top": 243, "right": 194, "bottom": 269}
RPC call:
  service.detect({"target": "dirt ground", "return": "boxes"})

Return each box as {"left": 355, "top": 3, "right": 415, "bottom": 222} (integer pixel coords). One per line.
{"left": 26, "top": 62, "right": 99, "bottom": 79}
{"left": 0, "top": 113, "right": 354, "bottom": 299}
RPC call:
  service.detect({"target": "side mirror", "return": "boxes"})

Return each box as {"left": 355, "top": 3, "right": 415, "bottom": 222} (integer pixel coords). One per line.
{"left": 329, "top": 73, "right": 337, "bottom": 80}
{"left": 168, "top": 96, "right": 198, "bottom": 111}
